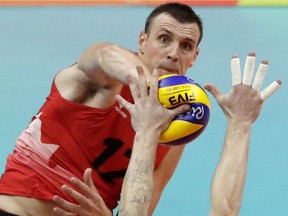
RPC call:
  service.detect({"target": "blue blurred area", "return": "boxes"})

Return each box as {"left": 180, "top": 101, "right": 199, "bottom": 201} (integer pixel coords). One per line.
{"left": 0, "top": 6, "right": 287, "bottom": 215}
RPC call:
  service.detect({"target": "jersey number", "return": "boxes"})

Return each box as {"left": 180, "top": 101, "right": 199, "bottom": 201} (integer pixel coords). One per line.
{"left": 92, "top": 138, "right": 131, "bottom": 185}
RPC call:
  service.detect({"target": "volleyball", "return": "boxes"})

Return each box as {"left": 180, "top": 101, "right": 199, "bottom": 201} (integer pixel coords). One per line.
{"left": 158, "top": 74, "right": 210, "bottom": 146}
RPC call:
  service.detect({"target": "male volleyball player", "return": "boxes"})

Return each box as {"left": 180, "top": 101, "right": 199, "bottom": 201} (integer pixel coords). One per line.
{"left": 0, "top": 3, "right": 204, "bottom": 215}
{"left": 0, "top": 2, "right": 281, "bottom": 216}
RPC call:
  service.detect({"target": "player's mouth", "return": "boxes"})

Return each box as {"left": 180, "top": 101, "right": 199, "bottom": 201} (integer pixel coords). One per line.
{"left": 157, "top": 67, "right": 179, "bottom": 75}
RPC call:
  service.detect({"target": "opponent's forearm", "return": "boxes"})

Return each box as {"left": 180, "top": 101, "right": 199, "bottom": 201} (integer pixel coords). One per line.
{"left": 119, "top": 131, "right": 160, "bottom": 216}
{"left": 148, "top": 145, "right": 185, "bottom": 216}
{"left": 210, "top": 121, "right": 252, "bottom": 216}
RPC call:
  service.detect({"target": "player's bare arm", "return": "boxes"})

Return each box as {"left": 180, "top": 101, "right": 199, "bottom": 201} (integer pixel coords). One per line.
{"left": 207, "top": 52, "right": 281, "bottom": 216}
{"left": 117, "top": 67, "right": 190, "bottom": 216}
{"left": 55, "top": 43, "right": 151, "bottom": 107}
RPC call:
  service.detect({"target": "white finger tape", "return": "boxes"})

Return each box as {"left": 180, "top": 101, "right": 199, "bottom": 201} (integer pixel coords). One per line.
{"left": 252, "top": 63, "right": 268, "bottom": 91}
{"left": 231, "top": 58, "right": 242, "bottom": 85}
{"left": 243, "top": 56, "right": 255, "bottom": 85}
{"left": 260, "top": 81, "right": 280, "bottom": 100}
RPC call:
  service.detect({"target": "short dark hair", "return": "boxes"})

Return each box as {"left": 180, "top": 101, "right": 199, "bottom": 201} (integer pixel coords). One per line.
{"left": 144, "top": 2, "right": 203, "bottom": 45}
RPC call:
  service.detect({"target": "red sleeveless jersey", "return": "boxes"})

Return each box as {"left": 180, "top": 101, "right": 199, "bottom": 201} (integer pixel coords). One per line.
{"left": 0, "top": 80, "right": 170, "bottom": 209}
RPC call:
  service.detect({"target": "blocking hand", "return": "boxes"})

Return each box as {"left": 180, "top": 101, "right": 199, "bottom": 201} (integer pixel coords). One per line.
{"left": 53, "top": 168, "right": 112, "bottom": 216}
{"left": 204, "top": 52, "right": 281, "bottom": 124}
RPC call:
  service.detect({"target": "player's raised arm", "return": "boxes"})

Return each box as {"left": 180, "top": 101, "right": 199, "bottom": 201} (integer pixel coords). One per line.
{"left": 77, "top": 43, "right": 151, "bottom": 87}
{"left": 206, "top": 52, "right": 281, "bottom": 216}
{"left": 117, "top": 66, "right": 190, "bottom": 215}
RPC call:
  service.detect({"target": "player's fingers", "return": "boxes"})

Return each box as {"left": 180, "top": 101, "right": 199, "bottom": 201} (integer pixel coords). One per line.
{"left": 260, "top": 80, "right": 281, "bottom": 100}
{"left": 60, "top": 179, "right": 94, "bottom": 209}
{"left": 242, "top": 52, "right": 256, "bottom": 86}
{"left": 82, "top": 168, "right": 105, "bottom": 205}
{"left": 70, "top": 177, "right": 103, "bottom": 208}
{"left": 83, "top": 168, "right": 97, "bottom": 192}
{"left": 115, "top": 95, "right": 132, "bottom": 111}
{"left": 149, "top": 69, "right": 159, "bottom": 98}
{"left": 170, "top": 104, "right": 191, "bottom": 119}
{"left": 231, "top": 55, "right": 242, "bottom": 86}
{"left": 252, "top": 60, "right": 268, "bottom": 91}
{"left": 136, "top": 66, "right": 148, "bottom": 98}
{"left": 125, "top": 74, "right": 140, "bottom": 100}
{"left": 204, "top": 83, "right": 222, "bottom": 101}
{"left": 53, "top": 207, "right": 77, "bottom": 216}
{"left": 60, "top": 184, "right": 86, "bottom": 205}
{"left": 70, "top": 176, "right": 96, "bottom": 197}
{"left": 53, "top": 195, "right": 78, "bottom": 215}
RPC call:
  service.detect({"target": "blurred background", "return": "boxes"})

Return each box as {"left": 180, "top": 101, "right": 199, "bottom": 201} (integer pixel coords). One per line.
{"left": 0, "top": 1, "right": 287, "bottom": 215}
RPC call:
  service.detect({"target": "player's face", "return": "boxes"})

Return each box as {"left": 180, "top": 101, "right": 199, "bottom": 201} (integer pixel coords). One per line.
{"left": 139, "top": 13, "right": 200, "bottom": 76}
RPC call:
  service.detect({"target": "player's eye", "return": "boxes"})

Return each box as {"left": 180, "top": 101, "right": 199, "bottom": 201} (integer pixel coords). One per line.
{"left": 181, "top": 42, "right": 193, "bottom": 51}
{"left": 159, "top": 35, "right": 170, "bottom": 44}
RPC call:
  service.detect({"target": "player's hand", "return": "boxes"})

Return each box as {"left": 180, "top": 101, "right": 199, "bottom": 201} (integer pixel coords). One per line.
{"left": 53, "top": 168, "right": 112, "bottom": 216}
{"left": 204, "top": 52, "right": 281, "bottom": 124}
{"left": 115, "top": 66, "right": 190, "bottom": 134}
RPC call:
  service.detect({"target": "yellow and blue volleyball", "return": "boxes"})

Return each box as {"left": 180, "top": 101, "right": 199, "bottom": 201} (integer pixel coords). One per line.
{"left": 158, "top": 74, "right": 210, "bottom": 146}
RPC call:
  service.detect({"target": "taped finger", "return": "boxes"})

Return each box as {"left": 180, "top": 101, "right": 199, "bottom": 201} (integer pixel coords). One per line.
{"left": 252, "top": 62, "right": 268, "bottom": 91}
{"left": 231, "top": 57, "right": 242, "bottom": 86}
{"left": 243, "top": 55, "right": 256, "bottom": 85}
{"left": 260, "top": 81, "right": 281, "bottom": 100}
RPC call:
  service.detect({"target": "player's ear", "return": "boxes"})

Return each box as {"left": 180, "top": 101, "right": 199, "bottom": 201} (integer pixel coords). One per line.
{"left": 190, "top": 47, "right": 200, "bottom": 67}
{"left": 139, "top": 31, "right": 147, "bottom": 54}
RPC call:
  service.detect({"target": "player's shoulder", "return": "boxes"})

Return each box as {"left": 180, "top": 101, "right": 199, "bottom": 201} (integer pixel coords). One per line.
{"left": 54, "top": 64, "right": 95, "bottom": 100}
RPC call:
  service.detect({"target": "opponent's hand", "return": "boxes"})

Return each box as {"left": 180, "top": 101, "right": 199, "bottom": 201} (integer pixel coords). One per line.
{"left": 204, "top": 52, "right": 281, "bottom": 124}
{"left": 53, "top": 168, "right": 112, "bottom": 216}
{"left": 115, "top": 66, "right": 190, "bottom": 134}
